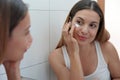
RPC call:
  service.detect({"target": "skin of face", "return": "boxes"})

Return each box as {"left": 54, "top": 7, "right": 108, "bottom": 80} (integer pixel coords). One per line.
{"left": 72, "top": 9, "right": 100, "bottom": 45}
{"left": 4, "top": 12, "right": 33, "bottom": 62}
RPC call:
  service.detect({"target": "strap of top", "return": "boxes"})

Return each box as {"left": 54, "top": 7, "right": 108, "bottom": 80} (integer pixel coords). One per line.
{"left": 95, "top": 41, "right": 107, "bottom": 67}
{"left": 62, "top": 46, "right": 70, "bottom": 69}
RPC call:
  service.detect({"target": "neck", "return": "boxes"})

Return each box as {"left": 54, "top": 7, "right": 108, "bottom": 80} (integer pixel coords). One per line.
{"left": 78, "top": 42, "right": 94, "bottom": 55}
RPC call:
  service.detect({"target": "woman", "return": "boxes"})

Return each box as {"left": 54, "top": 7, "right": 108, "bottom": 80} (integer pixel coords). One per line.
{"left": 0, "top": 0, "right": 32, "bottom": 80}
{"left": 49, "top": 0, "right": 120, "bottom": 80}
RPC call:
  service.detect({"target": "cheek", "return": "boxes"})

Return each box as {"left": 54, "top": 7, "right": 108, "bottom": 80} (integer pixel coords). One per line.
{"left": 74, "top": 27, "right": 79, "bottom": 33}
{"left": 12, "top": 39, "right": 26, "bottom": 60}
{"left": 73, "top": 27, "right": 77, "bottom": 37}
{"left": 73, "top": 28, "right": 82, "bottom": 40}
{"left": 91, "top": 31, "right": 97, "bottom": 36}
{"left": 89, "top": 30, "right": 98, "bottom": 40}
{"left": 4, "top": 40, "right": 23, "bottom": 61}
{"left": 10, "top": 38, "right": 27, "bottom": 54}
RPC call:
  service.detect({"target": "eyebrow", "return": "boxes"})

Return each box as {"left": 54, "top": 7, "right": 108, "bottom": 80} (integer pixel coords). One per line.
{"left": 76, "top": 17, "right": 99, "bottom": 24}
{"left": 76, "top": 17, "right": 84, "bottom": 21}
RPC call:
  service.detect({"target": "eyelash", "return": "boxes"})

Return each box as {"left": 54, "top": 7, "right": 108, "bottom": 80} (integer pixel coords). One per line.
{"left": 75, "top": 20, "right": 97, "bottom": 29}
{"left": 89, "top": 24, "right": 97, "bottom": 28}
{"left": 76, "top": 20, "right": 82, "bottom": 25}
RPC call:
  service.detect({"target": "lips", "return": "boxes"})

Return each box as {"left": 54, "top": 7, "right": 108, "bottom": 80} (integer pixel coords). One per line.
{"left": 76, "top": 33, "right": 87, "bottom": 41}
{"left": 80, "top": 36, "right": 87, "bottom": 40}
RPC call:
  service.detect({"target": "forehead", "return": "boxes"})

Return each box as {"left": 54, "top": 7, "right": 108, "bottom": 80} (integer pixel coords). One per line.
{"left": 10, "top": 13, "right": 30, "bottom": 36}
{"left": 74, "top": 9, "right": 100, "bottom": 22}
{"left": 16, "top": 13, "right": 30, "bottom": 30}
{"left": 14, "top": 13, "right": 30, "bottom": 31}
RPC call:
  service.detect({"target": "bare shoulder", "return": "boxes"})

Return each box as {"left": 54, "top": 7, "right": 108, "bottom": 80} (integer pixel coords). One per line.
{"left": 100, "top": 41, "right": 119, "bottom": 63}
{"left": 48, "top": 47, "right": 65, "bottom": 71}
{"left": 101, "top": 41, "right": 116, "bottom": 51}
{"left": 100, "top": 41, "right": 118, "bottom": 55}
{"left": 49, "top": 47, "right": 64, "bottom": 65}
{"left": 49, "top": 47, "right": 69, "bottom": 79}
{"left": 100, "top": 41, "right": 120, "bottom": 78}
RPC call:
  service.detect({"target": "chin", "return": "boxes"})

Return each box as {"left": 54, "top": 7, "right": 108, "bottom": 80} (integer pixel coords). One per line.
{"left": 78, "top": 40, "right": 90, "bottom": 45}
{"left": 16, "top": 55, "right": 24, "bottom": 61}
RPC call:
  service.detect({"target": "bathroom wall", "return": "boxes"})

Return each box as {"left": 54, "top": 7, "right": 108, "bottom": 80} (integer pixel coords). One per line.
{"left": 105, "top": 0, "right": 120, "bottom": 57}
{"left": 0, "top": 0, "right": 120, "bottom": 80}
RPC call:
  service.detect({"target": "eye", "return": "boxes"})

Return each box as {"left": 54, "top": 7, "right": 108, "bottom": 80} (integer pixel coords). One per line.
{"left": 89, "top": 24, "right": 97, "bottom": 28}
{"left": 75, "top": 20, "right": 83, "bottom": 27}
{"left": 76, "top": 20, "right": 82, "bottom": 25}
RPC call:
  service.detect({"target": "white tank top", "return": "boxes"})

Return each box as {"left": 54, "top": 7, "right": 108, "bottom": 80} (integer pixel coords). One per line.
{"left": 62, "top": 41, "right": 111, "bottom": 80}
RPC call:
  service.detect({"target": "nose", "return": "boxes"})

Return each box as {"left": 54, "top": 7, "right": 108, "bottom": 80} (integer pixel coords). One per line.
{"left": 81, "top": 26, "right": 88, "bottom": 35}
{"left": 26, "top": 34, "right": 33, "bottom": 49}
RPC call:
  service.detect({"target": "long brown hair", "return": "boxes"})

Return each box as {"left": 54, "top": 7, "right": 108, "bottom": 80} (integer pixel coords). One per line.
{"left": 0, "top": 0, "right": 10, "bottom": 63}
{"left": 56, "top": 0, "right": 110, "bottom": 49}
{"left": 0, "top": 0, "right": 28, "bottom": 63}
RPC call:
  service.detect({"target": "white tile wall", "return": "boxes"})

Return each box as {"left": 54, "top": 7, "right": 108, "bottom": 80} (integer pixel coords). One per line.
{"left": 21, "top": 11, "right": 49, "bottom": 68}
{"left": 50, "top": 11, "right": 69, "bottom": 51}
{"left": 23, "top": 0, "right": 49, "bottom": 10}
{"left": 21, "top": 62, "right": 49, "bottom": 80}
{"left": 49, "top": 11, "right": 69, "bottom": 80}
{"left": 105, "top": 0, "right": 120, "bottom": 58}
{"left": 50, "top": 0, "right": 78, "bottom": 10}
{"left": 0, "top": 62, "right": 49, "bottom": 80}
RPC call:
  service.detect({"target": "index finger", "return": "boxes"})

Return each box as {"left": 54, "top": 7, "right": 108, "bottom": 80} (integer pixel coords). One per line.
{"left": 69, "top": 25, "right": 75, "bottom": 37}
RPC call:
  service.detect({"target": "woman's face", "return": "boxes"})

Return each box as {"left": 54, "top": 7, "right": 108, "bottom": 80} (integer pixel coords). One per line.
{"left": 72, "top": 9, "right": 100, "bottom": 45}
{"left": 4, "top": 12, "right": 32, "bottom": 61}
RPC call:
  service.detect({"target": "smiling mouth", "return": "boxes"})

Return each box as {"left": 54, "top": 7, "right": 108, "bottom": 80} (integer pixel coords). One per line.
{"left": 79, "top": 36, "right": 87, "bottom": 40}
{"left": 76, "top": 33, "right": 87, "bottom": 41}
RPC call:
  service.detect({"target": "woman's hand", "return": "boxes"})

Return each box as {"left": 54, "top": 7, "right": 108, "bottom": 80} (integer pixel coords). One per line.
{"left": 3, "top": 60, "right": 21, "bottom": 80}
{"left": 62, "top": 22, "right": 79, "bottom": 56}
{"left": 62, "top": 22, "right": 84, "bottom": 80}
